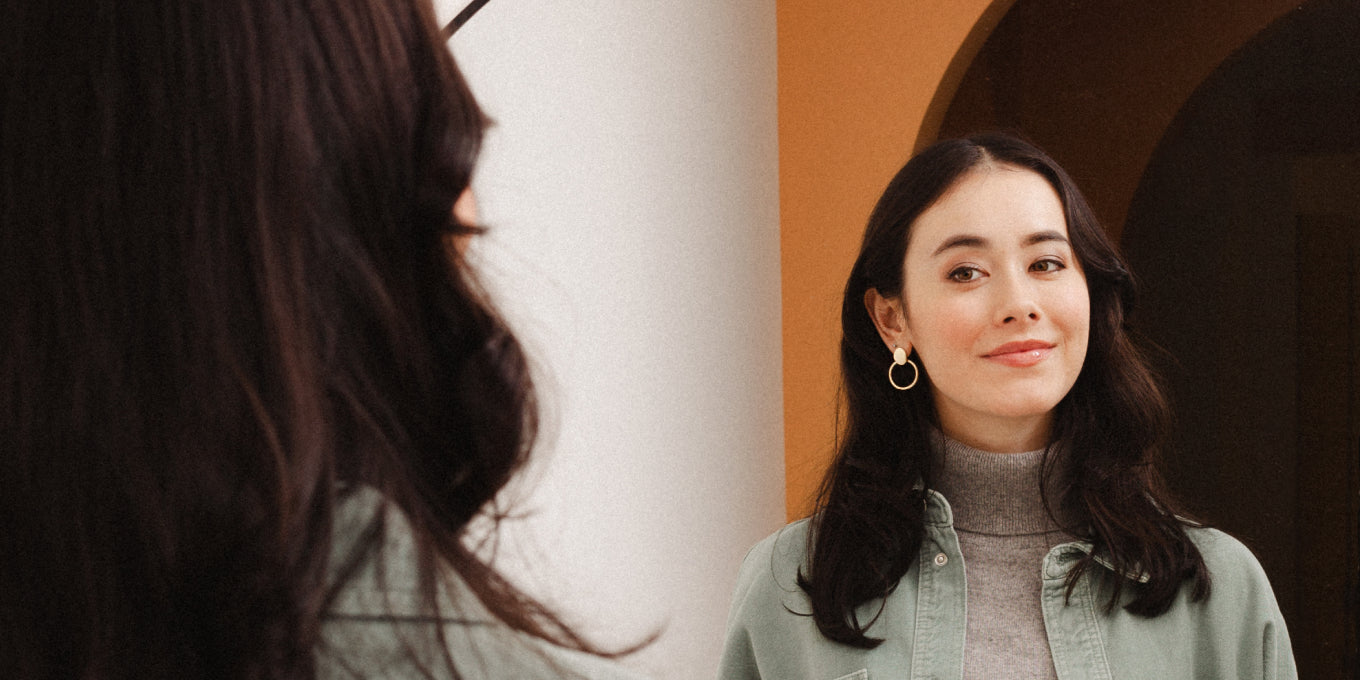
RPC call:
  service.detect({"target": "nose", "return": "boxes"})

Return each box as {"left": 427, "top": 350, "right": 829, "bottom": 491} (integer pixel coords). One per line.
{"left": 994, "top": 275, "right": 1041, "bottom": 326}
{"left": 1001, "top": 308, "right": 1040, "bottom": 324}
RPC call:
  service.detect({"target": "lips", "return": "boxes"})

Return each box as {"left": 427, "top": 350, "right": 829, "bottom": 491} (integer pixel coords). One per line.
{"left": 984, "top": 340, "right": 1056, "bottom": 367}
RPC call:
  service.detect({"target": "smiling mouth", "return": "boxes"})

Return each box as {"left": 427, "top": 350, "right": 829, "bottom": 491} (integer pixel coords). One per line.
{"left": 984, "top": 341, "right": 1055, "bottom": 367}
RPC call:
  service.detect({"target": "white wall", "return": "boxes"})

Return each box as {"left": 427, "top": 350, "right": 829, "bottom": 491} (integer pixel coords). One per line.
{"left": 437, "top": 1, "right": 785, "bottom": 677}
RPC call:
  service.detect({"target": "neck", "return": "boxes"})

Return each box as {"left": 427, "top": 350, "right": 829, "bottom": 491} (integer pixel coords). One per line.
{"left": 932, "top": 433, "right": 1062, "bottom": 534}
{"left": 936, "top": 410, "right": 1053, "bottom": 454}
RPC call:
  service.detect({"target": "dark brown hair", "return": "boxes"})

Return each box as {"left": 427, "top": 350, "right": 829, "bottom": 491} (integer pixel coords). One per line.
{"left": 1, "top": 0, "right": 600, "bottom": 677}
{"left": 798, "top": 132, "right": 1210, "bottom": 648}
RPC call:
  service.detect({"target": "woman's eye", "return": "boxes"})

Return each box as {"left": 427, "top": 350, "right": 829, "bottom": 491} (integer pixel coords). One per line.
{"left": 948, "top": 266, "right": 982, "bottom": 282}
{"left": 1031, "top": 258, "right": 1065, "bottom": 273}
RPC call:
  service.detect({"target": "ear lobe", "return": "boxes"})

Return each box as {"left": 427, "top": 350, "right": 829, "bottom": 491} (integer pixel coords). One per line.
{"left": 864, "top": 288, "right": 911, "bottom": 353}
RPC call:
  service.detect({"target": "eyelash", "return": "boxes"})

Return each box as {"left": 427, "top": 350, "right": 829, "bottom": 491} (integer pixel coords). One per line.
{"left": 1030, "top": 258, "right": 1066, "bottom": 273}
{"left": 947, "top": 266, "right": 983, "bottom": 283}
{"left": 946, "top": 258, "right": 1067, "bottom": 282}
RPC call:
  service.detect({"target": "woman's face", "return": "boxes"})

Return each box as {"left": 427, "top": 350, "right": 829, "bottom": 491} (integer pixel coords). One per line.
{"left": 869, "top": 165, "right": 1090, "bottom": 452}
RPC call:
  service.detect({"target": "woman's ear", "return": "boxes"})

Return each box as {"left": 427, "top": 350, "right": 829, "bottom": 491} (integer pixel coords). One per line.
{"left": 864, "top": 288, "right": 912, "bottom": 354}
{"left": 449, "top": 188, "right": 478, "bottom": 256}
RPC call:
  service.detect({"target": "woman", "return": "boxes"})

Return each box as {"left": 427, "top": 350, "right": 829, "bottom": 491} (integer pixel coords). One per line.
{"left": 719, "top": 133, "right": 1295, "bottom": 679}
{"left": 1, "top": 1, "right": 638, "bottom": 678}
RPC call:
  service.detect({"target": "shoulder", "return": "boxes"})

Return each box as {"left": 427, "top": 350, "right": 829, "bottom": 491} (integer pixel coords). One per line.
{"left": 742, "top": 518, "right": 813, "bottom": 569}
{"left": 729, "top": 519, "right": 813, "bottom": 610}
{"left": 1175, "top": 526, "right": 1291, "bottom": 642}
{"left": 321, "top": 487, "right": 649, "bottom": 680}
{"left": 724, "top": 518, "right": 823, "bottom": 646}
{"left": 1184, "top": 526, "right": 1276, "bottom": 601}
{"left": 326, "top": 485, "right": 440, "bottom": 618}
{"left": 1094, "top": 526, "right": 1297, "bottom": 678}
{"left": 720, "top": 519, "right": 820, "bottom": 678}
{"left": 320, "top": 615, "right": 647, "bottom": 680}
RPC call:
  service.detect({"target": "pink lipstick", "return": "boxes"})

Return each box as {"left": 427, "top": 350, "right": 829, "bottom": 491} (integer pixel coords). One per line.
{"left": 984, "top": 340, "right": 1054, "bottom": 367}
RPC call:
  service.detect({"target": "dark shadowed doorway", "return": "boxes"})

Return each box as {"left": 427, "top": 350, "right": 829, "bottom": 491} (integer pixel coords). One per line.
{"left": 1122, "top": 3, "right": 1359, "bottom": 676}
{"left": 936, "top": 0, "right": 1360, "bottom": 675}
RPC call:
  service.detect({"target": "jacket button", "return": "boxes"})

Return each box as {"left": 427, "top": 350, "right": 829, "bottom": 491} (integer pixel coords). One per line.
{"left": 933, "top": 553, "right": 948, "bottom": 566}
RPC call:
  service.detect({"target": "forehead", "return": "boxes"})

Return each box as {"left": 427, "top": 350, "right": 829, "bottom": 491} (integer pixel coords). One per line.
{"left": 906, "top": 166, "right": 1067, "bottom": 256}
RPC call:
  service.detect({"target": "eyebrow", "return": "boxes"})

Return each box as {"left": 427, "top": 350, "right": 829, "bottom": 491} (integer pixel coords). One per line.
{"left": 930, "top": 230, "right": 1070, "bottom": 257}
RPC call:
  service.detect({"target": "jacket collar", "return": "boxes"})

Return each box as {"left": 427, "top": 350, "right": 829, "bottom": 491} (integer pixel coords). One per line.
{"left": 923, "top": 486, "right": 1150, "bottom": 583}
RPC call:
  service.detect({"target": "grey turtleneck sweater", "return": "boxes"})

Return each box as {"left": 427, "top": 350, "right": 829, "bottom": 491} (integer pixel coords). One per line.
{"left": 931, "top": 435, "right": 1073, "bottom": 680}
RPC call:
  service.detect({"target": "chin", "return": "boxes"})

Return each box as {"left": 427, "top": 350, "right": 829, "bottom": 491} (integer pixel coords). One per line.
{"left": 981, "top": 395, "right": 1064, "bottom": 420}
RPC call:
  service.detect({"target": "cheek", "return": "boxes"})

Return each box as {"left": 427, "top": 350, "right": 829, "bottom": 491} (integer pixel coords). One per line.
{"left": 909, "top": 296, "right": 988, "bottom": 359}
{"left": 1055, "top": 284, "right": 1092, "bottom": 354}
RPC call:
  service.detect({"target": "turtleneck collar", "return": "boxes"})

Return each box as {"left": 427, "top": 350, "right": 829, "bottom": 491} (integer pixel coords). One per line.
{"left": 930, "top": 431, "right": 1065, "bottom": 536}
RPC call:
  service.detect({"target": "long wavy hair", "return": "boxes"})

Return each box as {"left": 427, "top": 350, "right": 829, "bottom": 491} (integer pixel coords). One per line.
{"left": 797, "top": 132, "right": 1211, "bottom": 648}
{"left": 1, "top": 0, "right": 601, "bottom": 677}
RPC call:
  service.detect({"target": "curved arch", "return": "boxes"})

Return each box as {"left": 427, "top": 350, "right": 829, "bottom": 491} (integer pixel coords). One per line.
{"left": 1129, "top": 0, "right": 1360, "bottom": 223}
{"left": 935, "top": 0, "right": 1301, "bottom": 239}
{"left": 1121, "top": 1, "right": 1360, "bottom": 673}
{"left": 914, "top": 0, "right": 1020, "bottom": 153}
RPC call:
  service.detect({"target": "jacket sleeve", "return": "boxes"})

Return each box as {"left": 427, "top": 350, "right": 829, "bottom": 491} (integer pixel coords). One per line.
{"left": 1195, "top": 529, "right": 1298, "bottom": 680}
{"left": 717, "top": 521, "right": 849, "bottom": 680}
{"left": 717, "top": 621, "right": 762, "bottom": 680}
{"left": 1261, "top": 614, "right": 1295, "bottom": 680}
{"left": 715, "top": 537, "right": 773, "bottom": 680}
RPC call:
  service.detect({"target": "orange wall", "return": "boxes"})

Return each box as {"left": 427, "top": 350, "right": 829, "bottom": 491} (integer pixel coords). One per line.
{"left": 776, "top": 0, "right": 1010, "bottom": 518}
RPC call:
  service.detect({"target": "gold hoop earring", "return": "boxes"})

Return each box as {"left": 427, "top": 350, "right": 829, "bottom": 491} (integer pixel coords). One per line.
{"left": 889, "top": 345, "right": 919, "bottom": 391}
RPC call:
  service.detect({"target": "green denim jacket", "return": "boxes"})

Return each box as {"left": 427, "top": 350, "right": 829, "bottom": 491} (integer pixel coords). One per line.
{"left": 317, "top": 487, "right": 645, "bottom": 680}
{"left": 719, "top": 490, "right": 1296, "bottom": 680}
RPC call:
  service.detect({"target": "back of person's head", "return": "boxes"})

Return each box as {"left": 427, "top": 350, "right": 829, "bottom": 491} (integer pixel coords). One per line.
{"left": 1, "top": 1, "right": 568, "bottom": 677}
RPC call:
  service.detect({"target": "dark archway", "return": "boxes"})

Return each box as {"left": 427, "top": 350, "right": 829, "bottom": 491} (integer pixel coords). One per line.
{"left": 1124, "top": 1, "right": 1359, "bottom": 676}
{"left": 935, "top": 0, "right": 1301, "bottom": 239}
{"left": 937, "top": 0, "right": 1360, "bottom": 675}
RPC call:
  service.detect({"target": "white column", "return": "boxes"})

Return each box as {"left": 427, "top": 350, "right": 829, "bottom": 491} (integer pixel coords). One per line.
{"left": 439, "top": 1, "right": 785, "bottom": 676}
